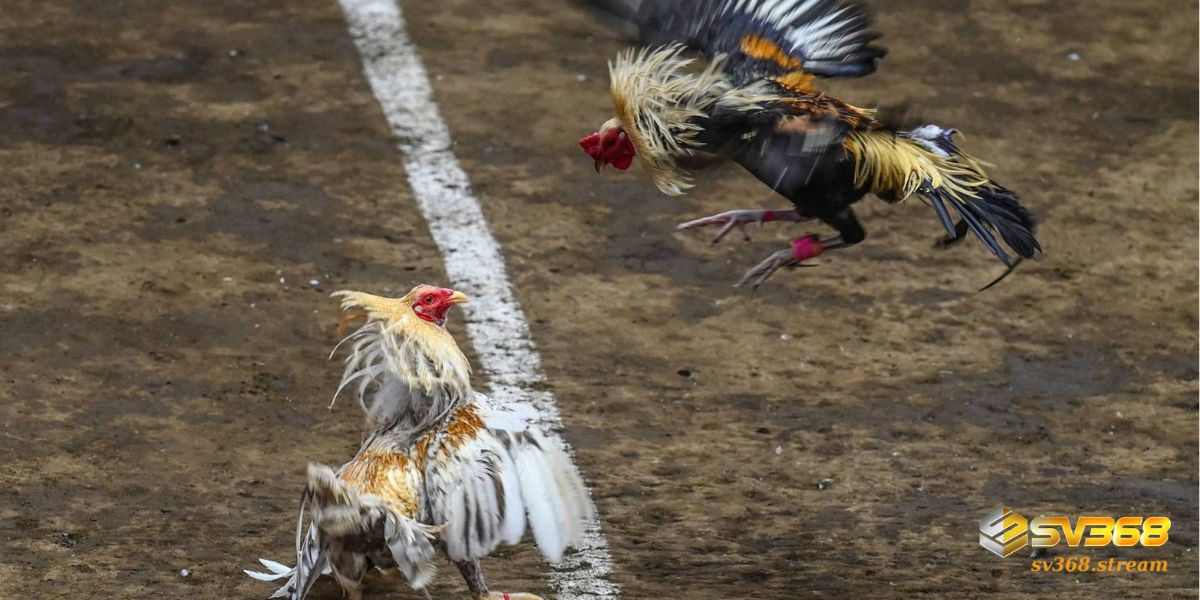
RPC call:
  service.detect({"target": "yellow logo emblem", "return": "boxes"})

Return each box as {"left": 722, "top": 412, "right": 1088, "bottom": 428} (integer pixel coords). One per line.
{"left": 980, "top": 505, "right": 1171, "bottom": 558}
{"left": 979, "top": 505, "right": 1029, "bottom": 557}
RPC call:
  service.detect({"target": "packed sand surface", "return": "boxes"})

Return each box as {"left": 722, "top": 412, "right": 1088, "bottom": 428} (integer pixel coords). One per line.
{"left": 0, "top": 0, "right": 1196, "bottom": 598}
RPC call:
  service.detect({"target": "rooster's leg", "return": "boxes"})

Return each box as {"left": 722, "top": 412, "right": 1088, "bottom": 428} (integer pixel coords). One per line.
{"left": 735, "top": 234, "right": 849, "bottom": 289}
{"left": 677, "top": 208, "right": 810, "bottom": 245}
{"left": 734, "top": 207, "right": 867, "bottom": 288}
{"left": 329, "top": 549, "right": 367, "bottom": 600}
{"left": 455, "top": 559, "right": 544, "bottom": 600}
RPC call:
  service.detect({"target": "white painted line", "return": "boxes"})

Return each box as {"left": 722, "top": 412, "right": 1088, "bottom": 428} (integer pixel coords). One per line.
{"left": 337, "top": 1, "right": 620, "bottom": 598}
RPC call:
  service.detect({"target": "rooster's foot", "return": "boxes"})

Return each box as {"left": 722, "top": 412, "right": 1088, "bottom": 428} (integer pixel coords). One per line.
{"left": 677, "top": 208, "right": 807, "bottom": 245}
{"left": 735, "top": 235, "right": 827, "bottom": 289}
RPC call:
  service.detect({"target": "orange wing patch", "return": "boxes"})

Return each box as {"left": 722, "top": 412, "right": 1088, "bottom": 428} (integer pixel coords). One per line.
{"left": 771, "top": 70, "right": 818, "bottom": 95}
{"left": 340, "top": 450, "right": 419, "bottom": 517}
{"left": 444, "top": 404, "right": 486, "bottom": 449}
{"left": 740, "top": 36, "right": 824, "bottom": 97}
{"left": 340, "top": 405, "right": 486, "bottom": 518}
{"left": 409, "top": 403, "right": 486, "bottom": 464}
{"left": 740, "top": 34, "right": 802, "bottom": 70}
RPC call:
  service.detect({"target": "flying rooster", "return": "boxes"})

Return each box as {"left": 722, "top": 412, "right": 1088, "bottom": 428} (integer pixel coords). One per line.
{"left": 579, "top": 0, "right": 1040, "bottom": 287}
{"left": 245, "top": 285, "right": 594, "bottom": 600}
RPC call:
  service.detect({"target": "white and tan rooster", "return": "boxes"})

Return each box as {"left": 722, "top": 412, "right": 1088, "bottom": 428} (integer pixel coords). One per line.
{"left": 245, "top": 285, "right": 594, "bottom": 600}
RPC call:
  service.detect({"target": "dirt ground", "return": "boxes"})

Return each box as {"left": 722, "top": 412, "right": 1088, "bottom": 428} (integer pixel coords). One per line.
{"left": 0, "top": 0, "right": 1196, "bottom": 598}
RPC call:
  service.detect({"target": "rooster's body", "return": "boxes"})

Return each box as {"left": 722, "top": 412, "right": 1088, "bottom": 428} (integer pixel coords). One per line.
{"left": 246, "top": 286, "right": 594, "bottom": 600}
{"left": 581, "top": 0, "right": 1041, "bottom": 287}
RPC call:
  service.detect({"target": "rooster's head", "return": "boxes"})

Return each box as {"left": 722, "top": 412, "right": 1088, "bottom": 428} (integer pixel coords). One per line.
{"left": 331, "top": 285, "right": 472, "bottom": 415}
{"left": 334, "top": 284, "right": 467, "bottom": 328}
{"left": 579, "top": 118, "right": 636, "bottom": 172}
{"left": 406, "top": 285, "right": 467, "bottom": 326}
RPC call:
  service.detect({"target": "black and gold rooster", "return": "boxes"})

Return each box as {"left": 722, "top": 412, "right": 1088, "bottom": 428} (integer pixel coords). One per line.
{"left": 579, "top": 0, "right": 1040, "bottom": 288}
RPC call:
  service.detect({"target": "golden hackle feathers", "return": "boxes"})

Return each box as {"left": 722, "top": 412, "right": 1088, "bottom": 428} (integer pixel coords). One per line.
{"left": 609, "top": 45, "right": 724, "bottom": 195}
{"left": 333, "top": 289, "right": 412, "bottom": 323}
{"left": 608, "top": 45, "right": 776, "bottom": 195}
{"left": 842, "top": 129, "right": 993, "bottom": 201}
{"left": 331, "top": 288, "right": 472, "bottom": 422}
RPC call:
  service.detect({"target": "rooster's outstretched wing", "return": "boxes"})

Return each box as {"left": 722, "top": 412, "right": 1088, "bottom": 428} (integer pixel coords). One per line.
{"left": 423, "top": 396, "right": 595, "bottom": 564}
{"left": 589, "top": 0, "right": 886, "bottom": 85}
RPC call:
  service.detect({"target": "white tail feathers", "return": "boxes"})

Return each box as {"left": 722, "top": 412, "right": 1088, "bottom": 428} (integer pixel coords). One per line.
{"left": 242, "top": 524, "right": 325, "bottom": 600}
{"left": 243, "top": 558, "right": 292, "bottom": 582}
{"left": 510, "top": 432, "right": 596, "bottom": 563}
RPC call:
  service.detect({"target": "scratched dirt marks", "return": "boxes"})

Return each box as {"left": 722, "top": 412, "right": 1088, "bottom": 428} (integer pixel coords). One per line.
{"left": 0, "top": 0, "right": 1196, "bottom": 599}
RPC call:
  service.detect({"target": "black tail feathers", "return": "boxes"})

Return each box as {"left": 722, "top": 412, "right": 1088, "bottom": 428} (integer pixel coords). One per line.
{"left": 903, "top": 124, "right": 1041, "bottom": 268}
{"left": 966, "top": 185, "right": 1040, "bottom": 260}
{"left": 927, "top": 185, "right": 1040, "bottom": 268}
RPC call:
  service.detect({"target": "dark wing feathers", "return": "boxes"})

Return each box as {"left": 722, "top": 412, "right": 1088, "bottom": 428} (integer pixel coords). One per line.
{"left": 589, "top": 0, "right": 886, "bottom": 83}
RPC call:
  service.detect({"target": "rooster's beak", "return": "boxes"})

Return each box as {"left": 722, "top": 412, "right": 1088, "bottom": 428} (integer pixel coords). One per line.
{"left": 594, "top": 160, "right": 606, "bottom": 173}
{"left": 446, "top": 290, "right": 468, "bottom": 305}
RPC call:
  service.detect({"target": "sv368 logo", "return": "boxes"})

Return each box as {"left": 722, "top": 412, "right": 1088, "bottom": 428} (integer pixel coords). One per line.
{"left": 979, "top": 506, "right": 1171, "bottom": 558}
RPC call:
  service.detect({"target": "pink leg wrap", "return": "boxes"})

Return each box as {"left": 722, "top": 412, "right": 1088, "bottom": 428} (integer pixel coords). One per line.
{"left": 792, "top": 235, "right": 824, "bottom": 261}
{"left": 762, "top": 209, "right": 776, "bottom": 222}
